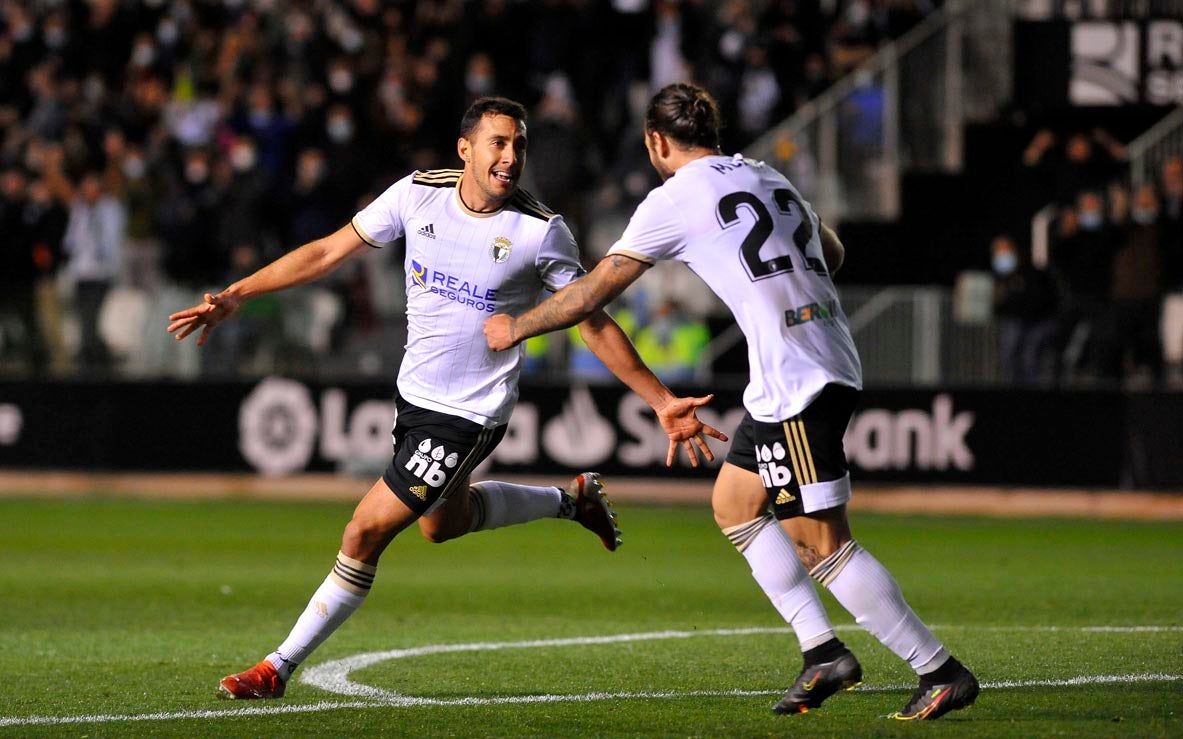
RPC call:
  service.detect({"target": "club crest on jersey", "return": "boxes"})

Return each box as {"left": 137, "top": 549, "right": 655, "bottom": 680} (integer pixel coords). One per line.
{"left": 405, "top": 437, "right": 460, "bottom": 488}
{"left": 490, "top": 236, "right": 512, "bottom": 263}
{"left": 757, "top": 442, "right": 794, "bottom": 489}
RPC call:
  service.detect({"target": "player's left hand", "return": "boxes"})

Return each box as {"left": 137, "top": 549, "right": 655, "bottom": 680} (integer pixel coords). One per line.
{"left": 655, "top": 394, "right": 728, "bottom": 468}
{"left": 484, "top": 314, "right": 518, "bottom": 351}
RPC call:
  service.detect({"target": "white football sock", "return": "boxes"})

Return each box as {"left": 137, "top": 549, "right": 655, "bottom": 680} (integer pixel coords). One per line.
{"left": 724, "top": 515, "right": 836, "bottom": 651}
{"left": 467, "top": 481, "right": 567, "bottom": 532}
{"left": 267, "top": 552, "right": 375, "bottom": 681}
{"left": 815, "top": 541, "right": 948, "bottom": 674}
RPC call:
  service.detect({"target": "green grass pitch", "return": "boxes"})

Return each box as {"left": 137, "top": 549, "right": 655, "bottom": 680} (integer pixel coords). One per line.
{"left": 0, "top": 494, "right": 1180, "bottom": 737}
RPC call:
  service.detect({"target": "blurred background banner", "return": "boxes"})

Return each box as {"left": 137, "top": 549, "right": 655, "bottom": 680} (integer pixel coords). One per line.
{"left": 4, "top": 377, "right": 1179, "bottom": 488}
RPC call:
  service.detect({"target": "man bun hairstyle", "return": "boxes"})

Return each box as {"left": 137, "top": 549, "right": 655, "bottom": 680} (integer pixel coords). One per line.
{"left": 645, "top": 83, "right": 721, "bottom": 151}
{"left": 460, "top": 96, "right": 528, "bottom": 139}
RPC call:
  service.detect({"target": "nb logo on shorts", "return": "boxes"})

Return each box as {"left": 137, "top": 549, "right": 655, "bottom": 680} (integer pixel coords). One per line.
{"left": 405, "top": 437, "right": 460, "bottom": 488}
{"left": 757, "top": 442, "right": 793, "bottom": 488}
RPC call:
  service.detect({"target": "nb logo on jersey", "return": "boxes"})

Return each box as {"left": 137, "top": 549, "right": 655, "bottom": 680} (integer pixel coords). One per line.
{"left": 404, "top": 437, "right": 460, "bottom": 488}
{"left": 417, "top": 223, "right": 437, "bottom": 239}
{"left": 757, "top": 442, "right": 793, "bottom": 488}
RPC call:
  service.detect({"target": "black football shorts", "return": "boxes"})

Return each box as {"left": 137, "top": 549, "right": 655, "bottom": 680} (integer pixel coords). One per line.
{"left": 383, "top": 394, "right": 507, "bottom": 516}
{"left": 725, "top": 383, "right": 860, "bottom": 519}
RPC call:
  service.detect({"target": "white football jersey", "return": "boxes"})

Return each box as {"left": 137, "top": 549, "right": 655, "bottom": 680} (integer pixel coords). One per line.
{"left": 607, "top": 154, "right": 862, "bottom": 422}
{"left": 353, "top": 169, "right": 584, "bottom": 427}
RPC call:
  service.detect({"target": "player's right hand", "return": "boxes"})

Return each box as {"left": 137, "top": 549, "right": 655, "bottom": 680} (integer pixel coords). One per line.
{"left": 167, "top": 291, "right": 241, "bottom": 346}
{"left": 483, "top": 314, "right": 518, "bottom": 351}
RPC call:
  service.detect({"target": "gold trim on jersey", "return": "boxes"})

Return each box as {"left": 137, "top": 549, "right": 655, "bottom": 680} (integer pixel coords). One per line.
{"left": 351, "top": 216, "right": 383, "bottom": 247}
{"left": 452, "top": 176, "right": 504, "bottom": 219}
{"left": 782, "top": 418, "right": 818, "bottom": 485}
{"left": 509, "top": 188, "right": 555, "bottom": 222}
{"left": 412, "top": 169, "right": 463, "bottom": 188}
{"left": 605, "top": 247, "right": 656, "bottom": 265}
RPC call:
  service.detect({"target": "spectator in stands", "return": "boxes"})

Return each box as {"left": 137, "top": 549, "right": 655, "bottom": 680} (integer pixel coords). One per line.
{"left": 1100, "top": 182, "right": 1165, "bottom": 386}
{"left": 0, "top": 166, "right": 43, "bottom": 373}
{"left": 525, "top": 74, "right": 596, "bottom": 246}
{"left": 1048, "top": 191, "right": 1114, "bottom": 384}
{"left": 1161, "top": 155, "right": 1183, "bottom": 291}
{"left": 990, "top": 234, "right": 1058, "bottom": 385}
{"left": 46, "top": 147, "right": 127, "bottom": 373}
{"left": 0, "top": 0, "right": 938, "bottom": 379}
{"left": 1160, "top": 156, "right": 1183, "bottom": 385}
{"left": 1022, "top": 127, "right": 1127, "bottom": 207}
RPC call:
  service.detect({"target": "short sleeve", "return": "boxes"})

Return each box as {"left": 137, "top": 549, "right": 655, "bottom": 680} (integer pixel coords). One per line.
{"left": 606, "top": 188, "right": 684, "bottom": 264}
{"left": 351, "top": 175, "right": 412, "bottom": 247}
{"left": 535, "top": 215, "right": 586, "bottom": 291}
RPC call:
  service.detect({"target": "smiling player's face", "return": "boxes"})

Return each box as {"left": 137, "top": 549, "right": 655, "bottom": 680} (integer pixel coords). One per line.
{"left": 458, "top": 113, "right": 527, "bottom": 212}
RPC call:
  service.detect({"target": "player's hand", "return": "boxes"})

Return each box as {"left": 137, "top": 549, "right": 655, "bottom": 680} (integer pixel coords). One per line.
{"left": 167, "top": 291, "right": 242, "bottom": 345}
{"left": 484, "top": 314, "right": 518, "bottom": 351}
{"left": 654, "top": 394, "right": 728, "bottom": 468}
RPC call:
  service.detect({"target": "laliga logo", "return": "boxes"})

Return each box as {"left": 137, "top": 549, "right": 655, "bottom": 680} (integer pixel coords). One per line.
{"left": 757, "top": 442, "right": 793, "bottom": 488}
{"left": 239, "top": 377, "right": 395, "bottom": 476}
{"left": 405, "top": 438, "right": 459, "bottom": 487}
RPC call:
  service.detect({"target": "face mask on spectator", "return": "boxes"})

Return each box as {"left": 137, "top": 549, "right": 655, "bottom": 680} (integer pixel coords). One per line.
{"left": 1078, "top": 210, "right": 1104, "bottom": 231}
{"left": 231, "top": 146, "right": 257, "bottom": 172}
{"left": 329, "top": 70, "right": 354, "bottom": 94}
{"left": 44, "top": 28, "right": 67, "bottom": 49}
{"left": 123, "top": 157, "right": 146, "bottom": 180}
{"left": 992, "top": 251, "right": 1017, "bottom": 275}
{"left": 132, "top": 43, "right": 156, "bottom": 68}
{"left": 339, "top": 28, "right": 364, "bottom": 54}
{"left": 466, "top": 72, "right": 494, "bottom": 95}
{"left": 327, "top": 118, "right": 354, "bottom": 143}
{"left": 11, "top": 23, "right": 33, "bottom": 43}
{"left": 158, "top": 20, "right": 179, "bottom": 46}
{"left": 83, "top": 76, "right": 105, "bottom": 102}
{"left": 1132, "top": 208, "right": 1157, "bottom": 225}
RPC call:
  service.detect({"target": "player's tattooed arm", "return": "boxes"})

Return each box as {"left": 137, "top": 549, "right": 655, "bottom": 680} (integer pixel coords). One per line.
{"left": 485, "top": 254, "right": 649, "bottom": 350}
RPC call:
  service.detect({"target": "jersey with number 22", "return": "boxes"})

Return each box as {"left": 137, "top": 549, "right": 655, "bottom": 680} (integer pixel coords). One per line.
{"left": 607, "top": 154, "right": 862, "bottom": 422}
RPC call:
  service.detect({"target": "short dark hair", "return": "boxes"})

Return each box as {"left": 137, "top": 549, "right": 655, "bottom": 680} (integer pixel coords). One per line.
{"left": 644, "top": 83, "right": 722, "bottom": 151}
{"left": 459, "top": 97, "right": 528, "bottom": 139}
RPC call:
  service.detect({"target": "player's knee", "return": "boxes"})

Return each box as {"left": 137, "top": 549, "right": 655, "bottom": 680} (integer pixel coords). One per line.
{"left": 711, "top": 489, "right": 768, "bottom": 530}
{"left": 342, "top": 518, "right": 387, "bottom": 560}
{"left": 417, "top": 517, "right": 464, "bottom": 544}
{"left": 418, "top": 524, "right": 453, "bottom": 544}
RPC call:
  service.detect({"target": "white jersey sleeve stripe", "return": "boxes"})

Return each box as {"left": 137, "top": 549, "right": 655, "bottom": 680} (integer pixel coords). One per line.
{"left": 351, "top": 216, "right": 384, "bottom": 247}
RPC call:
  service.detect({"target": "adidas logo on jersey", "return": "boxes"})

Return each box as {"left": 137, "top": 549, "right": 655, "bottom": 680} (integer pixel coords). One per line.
{"left": 417, "top": 223, "right": 437, "bottom": 239}
{"left": 757, "top": 442, "right": 793, "bottom": 488}
{"left": 409, "top": 485, "right": 428, "bottom": 500}
{"left": 775, "top": 488, "right": 796, "bottom": 505}
{"left": 404, "top": 437, "right": 460, "bottom": 487}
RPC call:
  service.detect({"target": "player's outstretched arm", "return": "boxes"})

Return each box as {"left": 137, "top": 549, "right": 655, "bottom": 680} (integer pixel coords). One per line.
{"left": 167, "top": 223, "right": 369, "bottom": 345}
{"left": 484, "top": 254, "right": 647, "bottom": 351}
{"left": 576, "top": 309, "right": 727, "bottom": 467}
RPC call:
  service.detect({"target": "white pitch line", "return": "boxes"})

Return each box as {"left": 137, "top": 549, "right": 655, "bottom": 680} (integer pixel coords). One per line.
{"left": 2, "top": 625, "right": 1180, "bottom": 728}
{"left": 4, "top": 675, "right": 1179, "bottom": 727}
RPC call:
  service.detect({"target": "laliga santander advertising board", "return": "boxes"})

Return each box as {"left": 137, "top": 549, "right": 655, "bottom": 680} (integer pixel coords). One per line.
{"left": 2, "top": 378, "right": 1170, "bottom": 486}
{"left": 226, "top": 377, "right": 1127, "bottom": 486}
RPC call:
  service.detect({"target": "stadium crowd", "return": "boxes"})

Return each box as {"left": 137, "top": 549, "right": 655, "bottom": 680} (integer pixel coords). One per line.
{"left": 992, "top": 148, "right": 1183, "bottom": 389}
{"left": 0, "top": 0, "right": 983, "bottom": 382}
